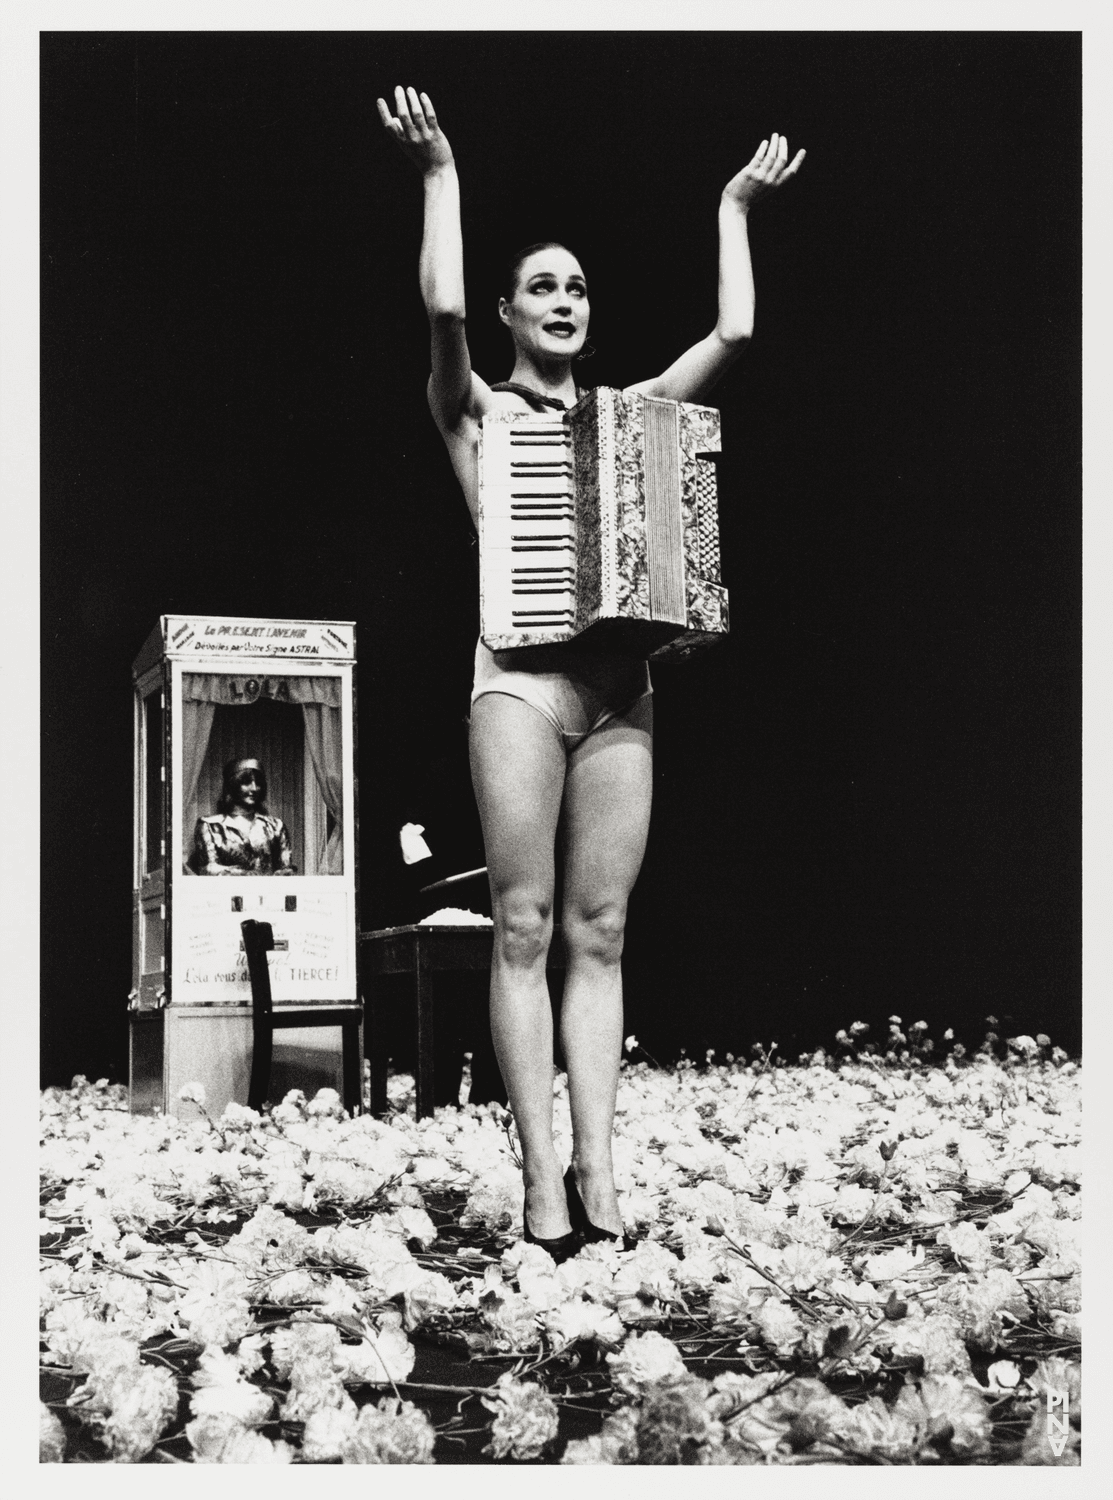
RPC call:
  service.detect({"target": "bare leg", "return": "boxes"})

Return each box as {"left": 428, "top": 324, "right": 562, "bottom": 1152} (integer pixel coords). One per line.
{"left": 469, "top": 692, "right": 571, "bottom": 1239}
{"left": 560, "top": 695, "right": 653, "bottom": 1233}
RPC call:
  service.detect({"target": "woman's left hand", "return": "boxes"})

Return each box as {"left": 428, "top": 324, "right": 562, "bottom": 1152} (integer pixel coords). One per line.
{"left": 722, "top": 134, "right": 806, "bottom": 212}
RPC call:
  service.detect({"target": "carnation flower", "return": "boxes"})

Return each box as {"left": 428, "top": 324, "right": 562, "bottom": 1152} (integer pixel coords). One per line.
{"left": 863, "top": 1243, "right": 926, "bottom": 1282}
{"left": 306, "top": 1087, "right": 345, "bottom": 1117}
{"left": 92, "top": 1363, "right": 181, "bottom": 1463}
{"left": 713, "top": 1373, "right": 847, "bottom": 1457}
{"left": 775, "top": 1241, "right": 835, "bottom": 1291}
{"left": 1049, "top": 1310, "right": 1081, "bottom": 1342}
{"left": 301, "top": 1402, "right": 360, "bottom": 1461}
{"left": 482, "top": 1372, "right": 560, "bottom": 1460}
{"left": 471, "top": 1267, "right": 542, "bottom": 1352}
{"left": 189, "top": 1346, "right": 273, "bottom": 1428}
{"left": 282, "top": 1354, "right": 351, "bottom": 1421}
{"left": 390, "top": 1203, "right": 439, "bottom": 1248}
{"left": 268, "top": 1320, "right": 344, "bottom": 1379}
{"left": 918, "top": 1314, "right": 972, "bottom": 1376}
{"left": 315, "top": 1274, "right": 363, "bottom": 1322}
{"left": 516, "top": 1261, "right": 567, "bottom": 1312}
{"left": 218, "top": 1101, "right": 261, "bottom": 1129}
{"left": 460, "top": 1163, "right": 523, "bottom": 1234}
{"left": 188, "top": 1376, "right": 273, "bottom": 1428}
{"left": 753, "top": 1297, "right": 805, "bottom": 1358}
{"left": 310, "top": 1157, "right": 386, "bottom": 1206}
{"left": 263, "top": 1166, "right": 308, "bottom": 1209}
{"left": 936, "top": 1220, "right": 995, "bottom": 1273}
{"left": 718, "top": 1195, "right": 784, "bottom": 1246}
{"left": 707, "top": 1263, "right": 769, "bottom": 1328}
{"left": 342, "top": 1397, "right": 436, "bottom": 1464}
{"left": 186, "top": 1412, "right": 294, "bottom": 1464}
{"left": 634, "top": 1374, "right": 723, "bottom": 1465}
{"left": 1007, "top": 1035, "right": 1039, "bottom": 1059}
{"left": 60, "top": 1324, "right": 141, "bottom": 1391}
{"left": 833, "top": 1390, "right": 923, "bottom": 1463}
{"left": 341, "top": 1316, "right": 416, "bottom": 1386}
{"left": 607, "top": 1330, "right": 687, "bottom": 1395}
{"left": 267, "top": 1269, "right": 326, "bottom": 1305}
{"left": 936, "top": 1267, "right": 1028, "bottom": 1349}
{"left": 561, "top": 1404, "right": 641, "bottom": 1464}
{"left": 174, "top": 1259, "right": 256, "bottom": 1347}
{"left": 830, "top": 1184, "right": 876, "bottom": 1224}
{"left": 312, "top": 1219, "right": 409, "bottom": 1279}
{"left": 543, "top": 1297, "right": 625, "bottom": 1349}
{"left": 788, "top": 1177, "right": 839, "bottom": 1210}
{"left": 95, "top": 1272, "right": 156, "bottom": 1341}
{"left": 609, "top": 1239, "right": 681, "bottom": 1303}
{"left": 918, "top": 1374, "right": 992, "bottom": 1456}
{"left": 400, "top": 1270, "right": 459, "bottom": 1329}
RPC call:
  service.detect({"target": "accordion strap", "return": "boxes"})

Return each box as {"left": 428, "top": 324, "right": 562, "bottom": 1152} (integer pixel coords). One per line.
{"left": 489, "top": 381, "right": 581, "bottom": 413}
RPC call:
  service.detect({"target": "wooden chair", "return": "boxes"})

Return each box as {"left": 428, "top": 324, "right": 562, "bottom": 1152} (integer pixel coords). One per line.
{"left": 240, "top": 919, "right": 363, "bottom": 1114}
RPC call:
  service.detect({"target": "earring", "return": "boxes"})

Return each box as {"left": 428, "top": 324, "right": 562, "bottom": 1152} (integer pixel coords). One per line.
{"left": 576, "top": 339, "right": 596, "bottom": 362}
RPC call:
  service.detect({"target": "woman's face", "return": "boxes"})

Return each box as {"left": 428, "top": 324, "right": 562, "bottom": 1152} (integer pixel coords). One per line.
{"left": 229, "top": 762, "right": 264, "bottom": 809}
{"left": 499, "top": 248, "right": 589, "bottom": 362}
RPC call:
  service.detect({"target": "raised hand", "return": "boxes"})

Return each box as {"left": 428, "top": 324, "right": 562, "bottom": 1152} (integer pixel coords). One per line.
{"left": 722, "top": 134, "right": 806, "bottom": 212}
{"left": 377, "top": 86, "right": 454, "bottom": 174}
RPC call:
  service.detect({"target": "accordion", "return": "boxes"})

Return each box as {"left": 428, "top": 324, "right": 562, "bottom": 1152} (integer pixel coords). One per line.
{"left": 478, "top": 386, "right": 729, "bottom": 658}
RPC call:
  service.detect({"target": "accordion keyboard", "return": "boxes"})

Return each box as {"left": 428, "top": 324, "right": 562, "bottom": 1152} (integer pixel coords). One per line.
{"left": 481, "top": 421, "right": 577, "bottom": 636}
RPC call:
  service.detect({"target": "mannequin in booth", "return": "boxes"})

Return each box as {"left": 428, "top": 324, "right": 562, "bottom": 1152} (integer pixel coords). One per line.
{"left": 192, "top": 758, "right": 297, "bottom": 876}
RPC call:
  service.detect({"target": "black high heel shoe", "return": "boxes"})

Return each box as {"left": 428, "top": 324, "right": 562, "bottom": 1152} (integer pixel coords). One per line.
{"left": 522, "top": 1198, "right": 581, "bottom": 1265}
{"left": 564, "top": 1168, "right": 638, "bottom": 1253}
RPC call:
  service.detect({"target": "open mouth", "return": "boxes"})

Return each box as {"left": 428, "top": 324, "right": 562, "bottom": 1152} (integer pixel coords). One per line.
{"left": 544, "top": 322, "right": 576, "bottom": 337}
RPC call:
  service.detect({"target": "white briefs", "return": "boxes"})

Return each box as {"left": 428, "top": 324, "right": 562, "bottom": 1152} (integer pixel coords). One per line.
{"left": 470, "top": 639, "right": 652, "bottom": 748}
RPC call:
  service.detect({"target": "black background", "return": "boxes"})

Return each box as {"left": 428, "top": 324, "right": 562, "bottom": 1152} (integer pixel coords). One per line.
{"left": 40, "top": 31, "right": 1081, "bottom": 1086}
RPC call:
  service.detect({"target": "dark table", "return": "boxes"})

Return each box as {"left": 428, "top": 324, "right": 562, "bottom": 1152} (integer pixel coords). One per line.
{"left": 358, "top": 923, "right": 566, "bottom": 1120}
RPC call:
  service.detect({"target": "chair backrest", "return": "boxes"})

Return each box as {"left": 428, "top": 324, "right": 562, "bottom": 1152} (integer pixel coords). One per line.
{"left": 240, "top": 919, "right": 275, "bottom": 1018}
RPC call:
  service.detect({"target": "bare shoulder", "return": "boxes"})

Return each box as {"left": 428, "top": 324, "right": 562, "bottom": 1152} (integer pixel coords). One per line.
{"left": 431, "top": 378, "right": 553, "bottom": 526}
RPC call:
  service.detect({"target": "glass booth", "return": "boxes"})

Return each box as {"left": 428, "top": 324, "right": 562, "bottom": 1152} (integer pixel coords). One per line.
{"left": 129, "top": 615, "right": 359, "bottom": 1119}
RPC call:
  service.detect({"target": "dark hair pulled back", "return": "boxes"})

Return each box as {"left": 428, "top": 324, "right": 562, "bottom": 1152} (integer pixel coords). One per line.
{"left": 501, "top": 241, "right": 581, "bottom": 302}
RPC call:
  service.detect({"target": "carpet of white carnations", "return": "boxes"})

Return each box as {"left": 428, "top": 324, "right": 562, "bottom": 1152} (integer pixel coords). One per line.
{"left": 40, "top": 1024, "right": 1080, "bottom": 1465}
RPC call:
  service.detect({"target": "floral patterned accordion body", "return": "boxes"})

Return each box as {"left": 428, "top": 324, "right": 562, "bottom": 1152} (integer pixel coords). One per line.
{"left": 478, "top": 387, "right": 729, "bottom": 658}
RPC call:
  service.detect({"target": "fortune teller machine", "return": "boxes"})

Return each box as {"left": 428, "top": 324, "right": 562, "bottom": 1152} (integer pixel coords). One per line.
{"left": 129, "top": 615, "right": 359, "bottom": 1120}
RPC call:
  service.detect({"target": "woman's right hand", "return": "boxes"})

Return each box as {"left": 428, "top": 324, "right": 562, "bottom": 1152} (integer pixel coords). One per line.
{"left": 377, "top": 87, "right": 453, "bottom": 174}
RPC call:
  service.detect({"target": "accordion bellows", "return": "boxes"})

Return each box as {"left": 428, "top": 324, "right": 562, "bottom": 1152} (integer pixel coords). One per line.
{"left": 478, "top": 387, "right": 729, "bottom": 659}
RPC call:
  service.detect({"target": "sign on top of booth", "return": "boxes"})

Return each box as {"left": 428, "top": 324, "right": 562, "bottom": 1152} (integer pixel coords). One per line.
{"left": 134, "top": 615, "right": 356, "bottom": 674}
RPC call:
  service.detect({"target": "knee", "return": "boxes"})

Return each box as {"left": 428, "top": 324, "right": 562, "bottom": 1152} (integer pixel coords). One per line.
{"left": 493, "top": 893, "right": 553, "bottom": 970}
{"left": 563, "top": 900, "right": 627, "bottom": 968}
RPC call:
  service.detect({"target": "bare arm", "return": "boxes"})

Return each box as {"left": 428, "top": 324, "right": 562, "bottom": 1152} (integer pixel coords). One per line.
{"left": 628, "top": 134, "right": 805, "bottom": 404}
{"left": 377, "top": 87, "right": 490, "bottom": 435}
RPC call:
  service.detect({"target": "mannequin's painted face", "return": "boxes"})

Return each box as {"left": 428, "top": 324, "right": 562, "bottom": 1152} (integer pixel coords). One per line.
{"left": 229, "top": 762, "right": 265, "bottom": 807}
{"left": 499, "top": 247, "right": 589, "bottom": 361}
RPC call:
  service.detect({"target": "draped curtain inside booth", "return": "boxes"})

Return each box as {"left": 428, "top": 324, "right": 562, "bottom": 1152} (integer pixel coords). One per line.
{"left": 301, "top": 702, "right": 344, "bottom": 873}
{"left": 181, "top": 674, "right": 343, "bottom": 875}
{"left": 181, "top": 701, "right": 216, "bottom": 824}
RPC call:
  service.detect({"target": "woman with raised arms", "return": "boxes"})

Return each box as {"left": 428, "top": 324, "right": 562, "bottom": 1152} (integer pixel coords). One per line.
{"left": 378, "top": 86, "right": 804, "bottom": 1259}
